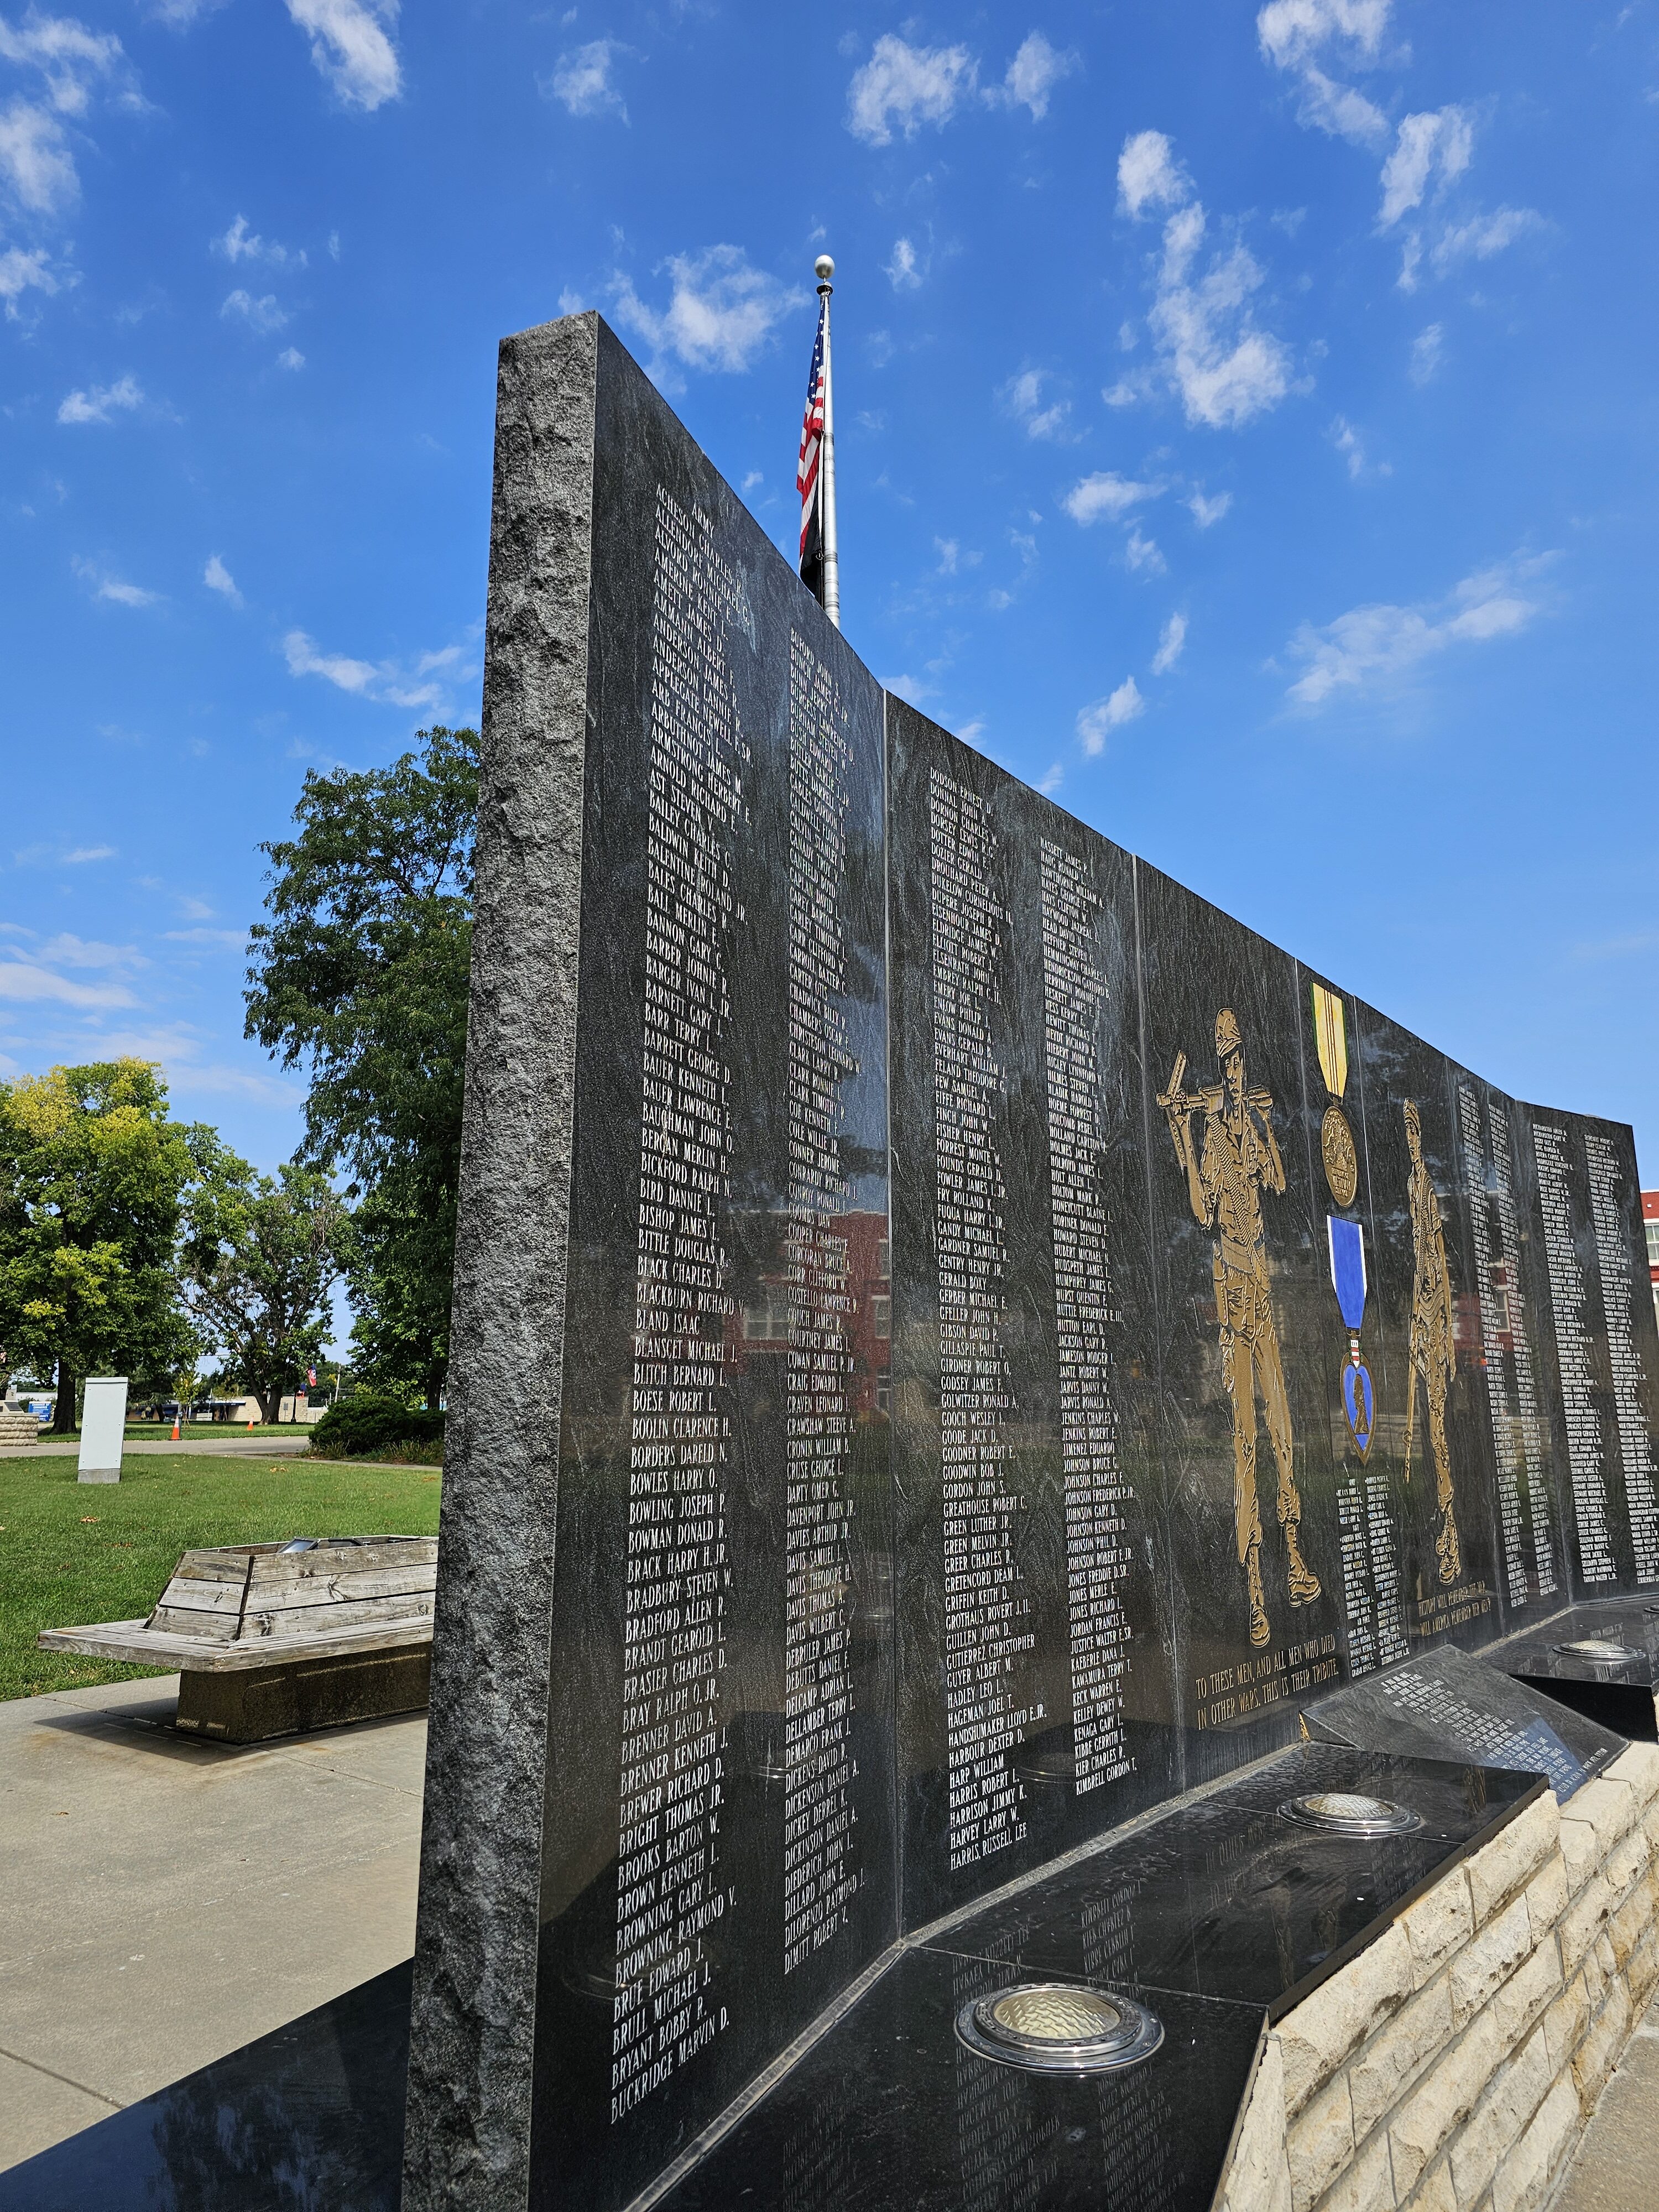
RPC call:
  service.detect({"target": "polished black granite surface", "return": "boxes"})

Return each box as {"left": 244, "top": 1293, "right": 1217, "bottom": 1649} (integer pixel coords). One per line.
{"left": 1303, "top": 1643, "right": 1622, "bottom": 1801}
{"left": 933, "top": 1742, "right": 1541, "bottom": 2021}
{"left": 0, "top": 1965, "right": 409, "bottom": 2212}
{"left": 651, "top": 1950, "right": 1265, "bottom": 2212}
{"left": 1485, "top": 1600, "right": 1659, "bottom": 1741}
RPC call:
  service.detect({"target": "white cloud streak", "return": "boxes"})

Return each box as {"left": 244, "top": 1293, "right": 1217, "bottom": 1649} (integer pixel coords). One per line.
{"left": 846, "top": 34, "right": 975, "bottom": 145}
{"left": 1004, "top": 368, "right": 1068, "bottom": 440}
{"left": 0, "top": 957, "right": 133, "bottom": 1007}
{"left": 885, "top": 236, "right": 922, "bottom": 290}
{"left": 1409, "top": 323, "right": 1442, "bottom": 384}
{"left": 0, "top": 93, "right": 75, "bottom": 212}
{"left": 988, "top": 32, "right": 1076, "bottom": 121}
{"left": 1151, "top": 612, "right": 1187, "bottom": 673}
{"left": 282, "top": 628, "right": 476, "bottom": 711}
{"left": 73, "top": 555, "right": 159, "bottom": 606}
{"left": 204, "top": 552, "right": 241, "bottom": 603}
{"left": 1379, "top": 107, "right": 1472, "bottom": 227}
{"left": 0, "top": 241, "right": 55, "bottom": 314}
{"left": 545, "top": 38, "right": 627, "bottom": 118}
{"left": 1285, "top": 557, "right": 1546, "bottom": 708}
{"left": 221, "top": 286, "right": 288, "bottom": 332}
{"left": 609, "top": 245, "right": 802, "bottom": 377}
{"left": 283, "top": 0, "right": 401, "bottom": 111}
{"left": 1255, "top": 0, "right": 1391, "bottom": 71}
{"left": 215, "top": 213, "right": 305, "bottom": 267}
{"left": 1117, "top": 129, "right": 1189, "bottom": 218}
{"left": 1062, "top": 472, "right": 1160, "bottom": 525}
{"left": 1188, "top": 490, "right": 1232, "bottom": 527}
{"left": 56, "top": 372, "right": 142, "bottom": 423}
{"left": 1077, "top": 679, "right": 1144, "bottom": 753}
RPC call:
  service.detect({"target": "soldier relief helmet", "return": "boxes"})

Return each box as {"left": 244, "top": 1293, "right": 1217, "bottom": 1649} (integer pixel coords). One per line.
{"left": 1215, "top": 1008, "right": 1243, "bottom": 1060}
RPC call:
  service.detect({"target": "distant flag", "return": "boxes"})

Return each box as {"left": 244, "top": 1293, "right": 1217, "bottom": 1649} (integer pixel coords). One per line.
{"left": 307, "top": 1368, "right": 317, "bottom": 1388}
{"left": 796, "top": 294, "right": 827, "bottom": 608}
{"left": 796, "top": 255, "right": 839, "bottom": 627}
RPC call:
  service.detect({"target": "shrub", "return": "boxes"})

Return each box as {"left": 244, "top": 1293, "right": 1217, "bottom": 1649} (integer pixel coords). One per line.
{"left": 310, "top": 1396, "right": 445, "bottom": 1460}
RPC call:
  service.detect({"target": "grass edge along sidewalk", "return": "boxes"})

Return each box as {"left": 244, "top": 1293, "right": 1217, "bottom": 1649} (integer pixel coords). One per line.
{"left": 0, "top": 1452, "right": 443, "bottom": 1702}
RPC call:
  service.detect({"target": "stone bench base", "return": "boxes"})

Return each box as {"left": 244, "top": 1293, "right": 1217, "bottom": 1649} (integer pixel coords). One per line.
{"left": 1217, "top": 1741, "right": 1659, "bottom": 2212}
{"left": 175, "top": 1646, "right": 432, "bottom": 1744}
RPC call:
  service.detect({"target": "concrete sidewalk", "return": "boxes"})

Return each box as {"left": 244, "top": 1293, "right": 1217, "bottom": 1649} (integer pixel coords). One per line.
{"left": 0, "top": 1436, "right": 316, "bottom": 1460}
{"left": 0, "top": 1674, "right": 426, "bottom": 2173}
{"left": 1550, "top": 1994, "right": 1659, "bottom": 2212}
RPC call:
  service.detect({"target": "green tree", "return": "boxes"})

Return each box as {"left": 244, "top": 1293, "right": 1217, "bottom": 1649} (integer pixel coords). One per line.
{"left": 244, "top": 726, "right": 476, "bottom": 1410}
{"left": 0, "top": 1061, "right": 196, "bottom": 1431}
{"left": 180, "top": 1137, "right": 346, "bottom": 1422}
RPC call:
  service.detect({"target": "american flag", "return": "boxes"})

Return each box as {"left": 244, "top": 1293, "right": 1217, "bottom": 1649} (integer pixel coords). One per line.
{"left": 796, "top": 295, "right": 827, "bottom": 606}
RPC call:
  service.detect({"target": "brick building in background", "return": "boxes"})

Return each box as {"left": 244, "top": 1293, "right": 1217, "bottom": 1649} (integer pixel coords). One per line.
{"left": 1646, "top": 1190, "right": 1659, "bottom": 1326}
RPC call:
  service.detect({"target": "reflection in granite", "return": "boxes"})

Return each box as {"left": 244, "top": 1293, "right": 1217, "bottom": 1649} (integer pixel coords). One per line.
{"left": 651, "top": 1950, "right": 1263, "bottom": 2212}
{"left": 935, "top": 1743, "right": 1540, "bottom": 2020}
{"left": 1485, "top": 1598, "right": 1659, "bottom": 1742}
{"left": 0, "top": 1965, "right": 409, "bottom": 2212}
{"left": 1303, "top": 1642, "right": 1621, "bottom": 1801}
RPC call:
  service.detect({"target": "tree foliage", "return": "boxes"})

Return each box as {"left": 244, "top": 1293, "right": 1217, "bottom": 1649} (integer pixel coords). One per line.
{"left": 244, "top": 726, "right": 476, "bottom": 1409}
{"left": 0, "top": 1061, "right": 197, "bottom": 1427}
{"left": 179, "top": 1136, "right": 346, "bottom": 1422}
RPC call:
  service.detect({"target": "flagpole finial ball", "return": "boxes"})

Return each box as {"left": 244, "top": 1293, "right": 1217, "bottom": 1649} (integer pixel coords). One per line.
{"left": 815, "top": 254, "right": 834, "bottom": 285}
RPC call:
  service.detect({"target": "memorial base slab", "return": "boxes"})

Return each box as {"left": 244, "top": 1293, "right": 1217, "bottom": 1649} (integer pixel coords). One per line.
{"left": 1214, "top": 1741, "right": 1659, "bottom": 2212}
{"left": 174, "top": 1647, "right": 432, "bottom": 1743}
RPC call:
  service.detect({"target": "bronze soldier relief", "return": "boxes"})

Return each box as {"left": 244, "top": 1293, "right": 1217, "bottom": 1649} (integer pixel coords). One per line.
{"left": 1403, "top": 1099, "right": 1462, "bottom": 1584}
{"left": 1160, "top": 1009, "right": 1321, "bottom": 1650}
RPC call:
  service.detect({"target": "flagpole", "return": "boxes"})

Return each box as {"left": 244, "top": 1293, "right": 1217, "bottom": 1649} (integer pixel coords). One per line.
{"left": 815, "top": 254, "right": 840, "bottom": 630}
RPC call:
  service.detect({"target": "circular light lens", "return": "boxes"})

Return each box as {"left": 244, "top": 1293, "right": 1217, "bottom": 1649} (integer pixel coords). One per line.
{"left": 1557, "top": 1639, "right": 1642, "bottom": 1663}
{"left": 955, "top": 1982, "right": 1163, "bottom": 2075}
{"left": 1280, "top": 1791, "right": 1422, "bottom": 1838}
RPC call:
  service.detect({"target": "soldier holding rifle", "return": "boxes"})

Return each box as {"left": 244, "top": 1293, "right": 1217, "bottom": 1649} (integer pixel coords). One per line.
{"left": 1159, "top": 1009, "right": 1321, "bottom": 1650}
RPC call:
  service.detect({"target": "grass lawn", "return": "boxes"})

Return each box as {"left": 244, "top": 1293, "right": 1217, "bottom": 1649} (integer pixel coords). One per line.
{"left": 0, "top": 1452, "right": 442, "bottom": 1702}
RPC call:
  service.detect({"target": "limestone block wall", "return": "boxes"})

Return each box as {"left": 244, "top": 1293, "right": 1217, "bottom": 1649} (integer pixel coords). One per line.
{"left": 1215, "top": 1744, "right": 1659, "bottom": 2212}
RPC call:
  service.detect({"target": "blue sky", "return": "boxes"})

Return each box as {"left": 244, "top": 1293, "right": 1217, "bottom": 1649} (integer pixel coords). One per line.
{"left": 2, "top": 0, "right": 1657, "bottom": 1186}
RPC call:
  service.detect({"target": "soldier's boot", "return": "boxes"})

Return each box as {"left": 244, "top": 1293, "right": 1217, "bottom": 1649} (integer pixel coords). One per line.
{"left": 1285, "top": 1526, "right": 1322, "bottom": 1606}
{"left": 1436, "top": 1509, "right": 1461, "bottom": 1587}
{"left": 1246, "top": 1543, "right": 1270, "bottom": 1648}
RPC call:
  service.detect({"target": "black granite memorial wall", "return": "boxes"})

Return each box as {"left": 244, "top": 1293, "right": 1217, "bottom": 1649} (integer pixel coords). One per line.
{"left": 400, "top": 311, "right": 1659, "bottom": 2212}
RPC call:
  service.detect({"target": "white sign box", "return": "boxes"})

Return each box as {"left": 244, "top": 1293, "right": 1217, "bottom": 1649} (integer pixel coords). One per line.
{"left": 77, "top": 1376, "right": 128, "bottom": 1483}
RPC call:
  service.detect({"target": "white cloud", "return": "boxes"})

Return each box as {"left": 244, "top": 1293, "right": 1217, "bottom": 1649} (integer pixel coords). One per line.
{"left": 73, "top": 555, "right": 159, "bottom": 606}
{"left": 214, "top": 213, "right": 305, "bottom": 268}
{"left": 1188, "top": 489, "right": 1232, "bottom": 527}
{"left": 204, "top": 552, "right": 241, "bottom": 604}
{"left": 0, "top": 957, "right": 133, "bottom": 1007}
{"left": 1038, "top": 761, "right": 1063, "bottom": 794}
{"left": 0, "top": 242, "right": 56, "bottom": 315}
{"left": 38, "top": 931, "right": 142, "bottom": 967}
{"left": 1077, "top": 679, "right": 1144, "bottom": 753}
{"left": 1285, "top": 557, "right": 1546, "bottom": 708}
{"left": 1117, "top": 129, "right": 1190, "bottom": 218}
{"left": 164, "top": 926, "right": 245, "bottom": 948}
{"left": 1379, "top": 107, "right": 1472, "bottom": 227}
{"left": 284, "top": 0, "right": 401, "bottom": 111}
{"left": 609, "top": 245, "right": 802, "bottom": 377}
{"left": 56, "top": 373, "right": 142, "bottom": 424}
{"left": 62, "top": 843, "right": 114, "bottom": 862}
{"left": 1330, "top": 415, "right": 1365, "bottom": 478}
{"left": 1293, "top": 65, "right": 1388, "bottom": 148}
{"left": 1255, "top": 0, "right": 1391, "bottom": 72}
{"left": 0, "top": 95, "right": 76, "bottom": 212}
{"left": 885, "top": 236, "right": 922, "bottom": 290}
{"left": 1149, "top": 199, "right": 1293, "bottom": 429}
{"left": 988, "top": 32, "right": 1076, "bottom": 121}
{"left": 1004, "top": 368, "right": 1068, "bottom": 440}
{"left": 1151, "top": 612, "right": 1187, "bottom": 674}
{"left": 1432, "top": 206, "right": 1541, "bottom": 270}
{"left": 281, "top": 627, "right": 476, "bottom": 711}
{"left": 545, "top": 38, "right": 627, "bottom": 119}
{"left": 1125, "top": 526, "right": 1165, "bottom": 574}
{"left": 846, "top": 34, "right": 975, "bottom": 146}
{"left": 284, "top": 628, "right": 377, "bottom": 693}
{"left": 221, "top": 287, "right": 288, "bottom": 332}
{"left": 276, "top": 345, "right": 305, "bottom": 369}
{"left": 1409, "top": 322, "right": 1442, "bottom": 384}
{"left": 1061, "top": 471, "right": 1159, "bottom": 524}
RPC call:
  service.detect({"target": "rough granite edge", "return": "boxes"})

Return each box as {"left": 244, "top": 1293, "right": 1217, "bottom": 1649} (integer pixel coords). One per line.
{"left": 401, "top": 309, "right": 599, "bottom": 2212}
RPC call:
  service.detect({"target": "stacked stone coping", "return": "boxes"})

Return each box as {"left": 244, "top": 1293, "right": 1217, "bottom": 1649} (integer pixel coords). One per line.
{"left": 1214, "top": 1742, "right": 1659, "bottom": 2212}
{"left": 0, "top": 1408, "right": 39, "bottom": 1444}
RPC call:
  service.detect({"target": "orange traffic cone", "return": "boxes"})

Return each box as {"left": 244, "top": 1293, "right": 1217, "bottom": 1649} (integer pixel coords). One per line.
{"left": 170, "top": 1413, "right": 180, "bottom": 1440}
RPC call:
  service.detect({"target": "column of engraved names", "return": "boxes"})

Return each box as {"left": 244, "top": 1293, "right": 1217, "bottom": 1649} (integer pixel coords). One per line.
{"left": 612, "top": 488, "right": 746, "bottom": 2121}
{"left": 1038, "top": 838, "right": 1133, "bottom": 1792}
{"left": 1458, "top": 1086, "right": 1528, "bottom": 1606}
{"left": 1490, "top": 1103, "right": 1556, "bottom": 1597}
{"left": 1532, "top": 1123, "right": 1615, "bottom": 1583}
{"left": 1584, "top": 1131, "right": 1659, "bottom": 1581}
{"left": 782, "top": 631, "right": 861, "bottom": 1974}
{"left": 930, "top": 768, "right": 1033, "bottom": 1871}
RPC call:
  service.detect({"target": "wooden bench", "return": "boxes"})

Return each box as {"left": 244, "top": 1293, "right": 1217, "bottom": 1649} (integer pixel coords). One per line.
{"left": 38, "top": 1536, "right": 436, "bottom": 1743}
